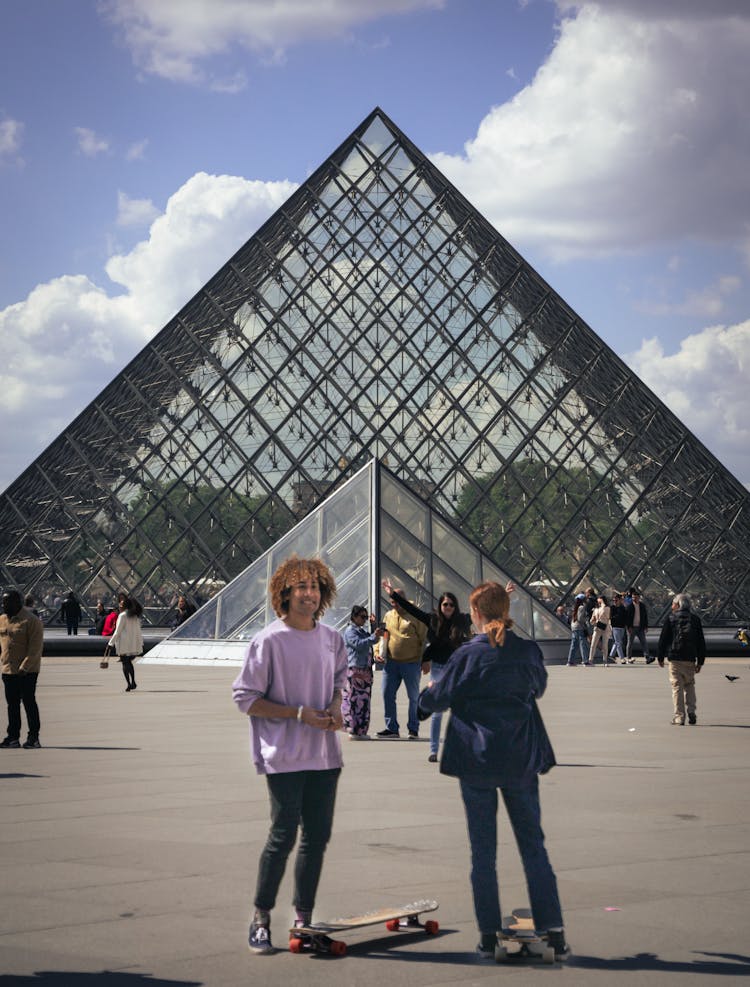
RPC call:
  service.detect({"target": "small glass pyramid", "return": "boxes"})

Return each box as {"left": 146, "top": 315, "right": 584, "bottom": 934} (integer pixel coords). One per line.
{"left": 144, "top": 459, "right": 562, "bottom": 663}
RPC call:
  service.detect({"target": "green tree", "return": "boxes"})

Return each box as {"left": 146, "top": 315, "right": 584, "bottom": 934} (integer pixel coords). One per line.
{"left": 454, "top": 459, "right": 630, "bottom": 586}
{"left": 125, "top": 481, "right": 290, "bottom": 588}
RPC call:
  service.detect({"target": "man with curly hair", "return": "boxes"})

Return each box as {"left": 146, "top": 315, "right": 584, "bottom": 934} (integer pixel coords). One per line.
{"left": 232, "top": 556, "right": 347, "bottom": 956}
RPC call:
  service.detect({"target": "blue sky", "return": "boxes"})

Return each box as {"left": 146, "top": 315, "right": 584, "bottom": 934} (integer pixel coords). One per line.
{"left": 1, "top": 0, "right": 749, "bottom": 491}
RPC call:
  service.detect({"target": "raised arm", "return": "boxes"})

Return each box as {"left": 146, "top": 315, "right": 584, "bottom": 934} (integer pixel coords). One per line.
{"left": 381, "top": 578, "right": 432, "bottom": 627}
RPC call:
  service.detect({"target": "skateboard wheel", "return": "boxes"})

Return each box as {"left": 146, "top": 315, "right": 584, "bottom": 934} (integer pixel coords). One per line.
{"left": 331, "top": 939, "right": 347, "bottom": 956}
{"left": 288, "top": 937, "right": 304, "bottom": 953}
{"left": 424, "top": 919, "right": 439, "bottom": 935}
{"left": 386, "top": 919, "right": 400, "bottom": 932}
{"left": 543, "top": 946, "right": 555, "bottom": 964}
{"left": 495, "top": 945, "right": 509, "bottom": 962}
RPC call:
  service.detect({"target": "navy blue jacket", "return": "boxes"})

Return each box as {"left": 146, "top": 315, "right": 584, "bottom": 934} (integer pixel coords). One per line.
{"left": 418, "top": 630, "right": 556, "bottom": 788}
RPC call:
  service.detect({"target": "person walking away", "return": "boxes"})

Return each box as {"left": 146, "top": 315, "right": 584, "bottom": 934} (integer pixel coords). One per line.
{"left": 588, "top": 595, "right": 612, "bottom": 666}
{"left": 342, "top": 606, "right": 382, "bottom": 739}
{"left": 376, "top": 586, "right": 428, "bottom": 739}
{"left": 418, "top": 581, "right": 567, "bottom": 959}
{"left": 60, "top": 591, "right": 82, "bottom": 636}
{"left": 0, "top": 589, "right": 44, "bottom": 748}
{"left": 382, "top": 578, "right": 472, "bottom": 761}
{"left": 566, "top": 595, "right": 589, "bottom": 666}
{"left": 107, "top": 595, "right": 144, "bottom": 691}
{"left": 657, "top": 594, "right": 706, "bottom": 725}
{"left": 232, "top": 556, "right": 347, "bottom": 955}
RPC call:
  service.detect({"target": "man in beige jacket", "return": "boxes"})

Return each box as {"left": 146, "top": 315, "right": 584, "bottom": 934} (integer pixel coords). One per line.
{"left": 1, "top": 589, "right": 44, "bottom": 748}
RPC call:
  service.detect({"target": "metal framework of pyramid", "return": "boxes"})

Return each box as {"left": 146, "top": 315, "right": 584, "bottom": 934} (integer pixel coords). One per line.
{"left": 144, "top": 459, "right": 562, "bottom": 664}
{"left": 1, "top": 107, "right": 749, "bottom": 629}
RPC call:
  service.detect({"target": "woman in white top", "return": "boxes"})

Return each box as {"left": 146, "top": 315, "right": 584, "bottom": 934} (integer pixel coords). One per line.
{"left": 588, "top": 595, "right": 612, "bottom": 667}
{"left": 107, "top": 594, "right": 144, "bottom": 691}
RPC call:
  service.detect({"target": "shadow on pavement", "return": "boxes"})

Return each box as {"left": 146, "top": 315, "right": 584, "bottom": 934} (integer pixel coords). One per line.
{"left": 0, "top": 974, "right": 202, "bottom": 987}
{"left": 557, "top": 763, "right": 664, "bottom": 769}
{"left": 34, "top": 746, "right": 141, "bottom": 752}
{"left": 568, "top": 950, "right": 750, "bottom": 975}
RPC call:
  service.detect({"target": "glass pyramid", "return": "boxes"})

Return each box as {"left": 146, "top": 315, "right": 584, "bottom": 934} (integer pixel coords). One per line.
{"left": 144, "top": 459, "right": 559, "bottom": 664}
{"left": 1, "top": 107, "right": 748, "bottom": 629}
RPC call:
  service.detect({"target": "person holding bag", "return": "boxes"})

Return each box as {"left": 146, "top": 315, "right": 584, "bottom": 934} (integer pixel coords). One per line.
{"left": 106, "top": 594, "right": 144, "bottom": 691}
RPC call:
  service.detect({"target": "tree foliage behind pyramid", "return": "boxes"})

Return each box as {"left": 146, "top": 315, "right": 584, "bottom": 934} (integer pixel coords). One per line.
{"left": 1, "top": 108, "right": 749, "bottom": 626}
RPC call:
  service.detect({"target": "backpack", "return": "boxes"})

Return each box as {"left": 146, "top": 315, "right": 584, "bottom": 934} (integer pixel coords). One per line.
{"left": 669, "top": 612, "right": 697, "bottom": 659}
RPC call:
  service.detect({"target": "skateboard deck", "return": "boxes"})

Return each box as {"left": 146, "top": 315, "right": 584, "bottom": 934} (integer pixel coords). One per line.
{"left": 496, "top": 908, "right": 556, "bottom": 964}
{"left": 288, "top": 898, "right": 439, "bottom": 956}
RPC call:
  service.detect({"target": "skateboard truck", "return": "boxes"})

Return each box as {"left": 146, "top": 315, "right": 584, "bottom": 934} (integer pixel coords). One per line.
{"left": 495, "top": 908, "right": 556, "bottom": 964}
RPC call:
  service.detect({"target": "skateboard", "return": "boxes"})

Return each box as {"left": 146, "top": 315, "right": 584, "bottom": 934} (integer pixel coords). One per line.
{"left": 495, "top": 908, "right": 555, "bottom": 963}
{"left": 288, "top": 898, "right": 439, "bottom": 956}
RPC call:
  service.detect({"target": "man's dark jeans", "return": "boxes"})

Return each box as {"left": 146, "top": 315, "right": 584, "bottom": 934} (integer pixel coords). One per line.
{"left": 255, "top": 768, "right": 340, "bottom": 913}
{"left": 460, "top": 776, "right": 563, "bottom": 935}
{"left": 2, "top": 672, "right": 40, "bottom": 740}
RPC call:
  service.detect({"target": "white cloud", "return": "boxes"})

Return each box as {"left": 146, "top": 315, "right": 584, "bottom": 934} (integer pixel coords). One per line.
{"left": 637, "top": 274, "right": 741, "bottom": 318}
{"left": 116, "top": 191, "right": 160, "bottom": 228}
{"left": 430, "top": 3, "right": 750, "bottom": 259}
{"left": 74, "top": 127, "right": 111, "bottom": 157}
{"left": 0, "top": 173, "right": 297, "bottom": 491}
{"left": 0, "top": 117, "right": 24, "bottom": 159}
{"left": 562, "top": 0, "right": 750, "bottom": 18}
{"left": 126, "top": 138, "right": 149, "bottom": 161}
{"left": 105, "top": 172, "right": 297, "bottom": 337}
{"left": 102, "top": 0, "right": 444, "bottom": 83}
{"left": 627, "top": 319, "right": 750, "bottom": 488}
{"left": 208, "top": 71, "right": 248, "bottom": 94}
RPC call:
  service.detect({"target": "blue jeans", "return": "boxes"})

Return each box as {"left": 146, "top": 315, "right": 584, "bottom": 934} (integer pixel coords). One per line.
{"left": 428, "top": 663, "right": 447, "bottom": 754}
{"left": 381, "top": 659, "right": 421, "bottom": 734}
{"left": 566, "top": 628, "right": 587, "bottom": 665}
{"left": 626, "top": 626, "right": 650, "bottom": 660}
{"left": 610, "top": 626, "right": 626, "bottom": 659}
{"left": 459, "top": 777, "right": 563, "bottom": 935}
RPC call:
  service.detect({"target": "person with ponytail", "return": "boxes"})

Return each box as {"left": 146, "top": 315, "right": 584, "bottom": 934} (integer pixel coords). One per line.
{"left": 418, "top": 581, "right": 567, "bottom": 960}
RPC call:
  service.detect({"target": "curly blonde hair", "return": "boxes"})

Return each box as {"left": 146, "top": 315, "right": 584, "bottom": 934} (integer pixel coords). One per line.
{"left": 269, "top": 556, "right": 337, "bottom": 619}
{"left": 469, "top": 581, "right": 514, "bottom": 647}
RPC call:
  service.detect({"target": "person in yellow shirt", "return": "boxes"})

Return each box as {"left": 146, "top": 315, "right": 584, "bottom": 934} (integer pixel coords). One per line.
{"left": 375, "top": 587, "right": 428, "bottom": 739}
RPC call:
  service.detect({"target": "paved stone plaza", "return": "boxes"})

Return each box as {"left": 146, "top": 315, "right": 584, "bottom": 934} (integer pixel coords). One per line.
{"left": 1, "top": 655, "right": 748, "bottom": 986}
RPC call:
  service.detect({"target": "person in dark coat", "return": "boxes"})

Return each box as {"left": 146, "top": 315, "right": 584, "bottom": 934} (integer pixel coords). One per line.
{"left": 657, "top": 593, "right": 706, "bottom": 725}
{"left": 60, "top": 591, "right": 82, "bottom": 636}
{"left": 418, "top": 580, "right": 566, "bottom": 960}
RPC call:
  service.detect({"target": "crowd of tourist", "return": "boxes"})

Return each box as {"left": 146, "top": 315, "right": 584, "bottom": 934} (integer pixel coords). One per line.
{"left": 562, "top": 585, "right": 656, "bottom": 666}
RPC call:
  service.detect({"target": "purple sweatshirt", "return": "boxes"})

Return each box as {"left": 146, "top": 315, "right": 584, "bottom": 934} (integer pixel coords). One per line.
{"left": 232, "top": 618, "right": 348, "bottom": 775}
